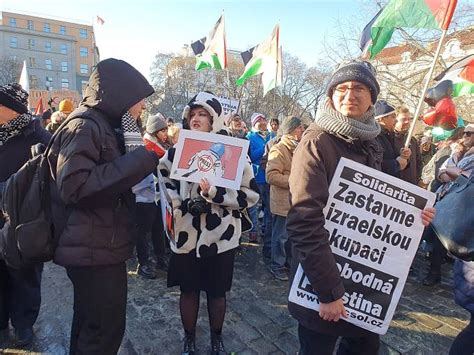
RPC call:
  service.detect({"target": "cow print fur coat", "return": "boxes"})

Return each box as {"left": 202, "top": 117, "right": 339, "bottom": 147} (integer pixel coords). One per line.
{"left": 159, "top": 147, "right": 260, "bottom": 258}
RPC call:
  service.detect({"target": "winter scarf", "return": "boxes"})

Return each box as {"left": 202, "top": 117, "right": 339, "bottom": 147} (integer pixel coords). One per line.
{"left": 0, "top": 113, "right": 32, "bottom": 146}
{"left": 315, "top": 98, "right": 380, "bottom": 141}
{"left": 121, "top": 111, "right": 144, "bottom": 153}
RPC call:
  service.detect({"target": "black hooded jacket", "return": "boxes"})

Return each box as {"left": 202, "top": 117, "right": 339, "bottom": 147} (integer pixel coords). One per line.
{"left": 47, "top": 58, "right": 158, "bottom": 267}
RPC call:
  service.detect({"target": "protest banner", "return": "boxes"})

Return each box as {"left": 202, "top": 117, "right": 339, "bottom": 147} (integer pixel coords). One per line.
{"left": 218, "top": 96, "right": 240, "bottom": 115}
{"left": 289, "top": 158, "right": 436, "bottom": 334}
{"left": 170, "top": 130, "right": 249, "bottom": 190}
{"left": 157, "top": 173, "right": 176, "bottom": 246}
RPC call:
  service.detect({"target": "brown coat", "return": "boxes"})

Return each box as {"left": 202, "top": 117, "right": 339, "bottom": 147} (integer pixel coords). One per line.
{"left": 287, "top": 123, "right": 382, "bottom": 337}
{"left": 266, "top": 135, "right": 297, "bottom": 217}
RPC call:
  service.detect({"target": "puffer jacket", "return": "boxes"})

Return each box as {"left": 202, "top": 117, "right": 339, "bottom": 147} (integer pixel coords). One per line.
{"left": 246, "top": 130, "right": 268, "bottom": 184}
{"left": 47, "top": 58, "right": 159, "bottom": 267}
{"left": 453, "top": 259, "right": 474, "bottom": 313}
{"left": 266, "top": 135, "right": 297, "bottom": 217}
{"left": 158, "top": 147, "right": 259, "bottom": 258}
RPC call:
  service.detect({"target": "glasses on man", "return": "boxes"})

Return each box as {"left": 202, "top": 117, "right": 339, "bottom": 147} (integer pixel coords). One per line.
{"left": 333, "top": 84, "right": 370, "bottom": 97}
{"left": 464, "top": 131, "right": 473, "bottom": 137}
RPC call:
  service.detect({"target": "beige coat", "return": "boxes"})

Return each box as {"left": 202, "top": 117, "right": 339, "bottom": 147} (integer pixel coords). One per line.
{"left": 266, "top": 135, "right": 297, "bottom": 216}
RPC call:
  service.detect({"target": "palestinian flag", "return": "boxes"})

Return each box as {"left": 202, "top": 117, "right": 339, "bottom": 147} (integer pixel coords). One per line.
{"left": 363, "top": 0, "right": 457, "bottom": 58}
{"left": 236, "top": 25, "right": 282, "bottom": 96}
{"left": 434, "top": 54, "right": 474, "bottom": 97}
{"left": 191, "top": 15, "right": 227, "bottom": 71}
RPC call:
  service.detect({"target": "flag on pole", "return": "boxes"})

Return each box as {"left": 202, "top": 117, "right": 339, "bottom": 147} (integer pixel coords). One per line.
{"left": 359, "top": 8, "right": 384, "bottom": 58}
{"left": 191, "top": 15, "right": 227, "bottom": 71}
{"left": 434, "top": 54, "right": 474, "bottom": 97}
{"left": 96, "top": 15, "right": 105, "bottom": 25}
{"left": 34, "top": 98, "right": 44, "bottom": 115}
{"left": 362, "top": 0, "right": 458, "bottom": 58}
{"left": 236, "top": 25, "right": 281, "bottom": 96}
{"left": 19, "top": 60, "right": 29, "bottom": 93}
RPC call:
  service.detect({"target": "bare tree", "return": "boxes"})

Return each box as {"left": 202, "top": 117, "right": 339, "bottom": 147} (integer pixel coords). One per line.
{"left": 0, "top": 56, "right": 21, "bottom": 86}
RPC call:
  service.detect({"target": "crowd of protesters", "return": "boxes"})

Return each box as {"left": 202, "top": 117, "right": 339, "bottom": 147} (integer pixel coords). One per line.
{"left": 0, "top": 56, "right": 472, "bottom": 355}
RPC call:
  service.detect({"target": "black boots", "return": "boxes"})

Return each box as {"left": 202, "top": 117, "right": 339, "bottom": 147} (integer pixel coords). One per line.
{"left": 182, "top": 333, "right": 195, "bottom": 355}
{"left": 211, "top": 333, "right": 227, "bottom": 355}
{"left": 423, "top": 271, "right": 441, "bottom": 286}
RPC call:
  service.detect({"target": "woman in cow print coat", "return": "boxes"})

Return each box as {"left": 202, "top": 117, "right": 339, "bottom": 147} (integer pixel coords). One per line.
{"left": 158, "top": 92, "right": 259, "bottom": 355}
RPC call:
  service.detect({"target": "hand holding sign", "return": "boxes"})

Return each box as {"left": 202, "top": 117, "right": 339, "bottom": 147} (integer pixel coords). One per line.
{"left": 319, "top": 299, "right": 348, "bottom": 322}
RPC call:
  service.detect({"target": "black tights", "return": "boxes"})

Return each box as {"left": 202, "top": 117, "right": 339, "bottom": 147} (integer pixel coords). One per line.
{"left": 179, "top": 291, "right": 226, "bottom": 337}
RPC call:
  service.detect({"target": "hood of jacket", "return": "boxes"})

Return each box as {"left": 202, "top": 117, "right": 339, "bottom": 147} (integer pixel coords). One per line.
{"left": 80, "top": 58, "right": 154, "bottom": 128}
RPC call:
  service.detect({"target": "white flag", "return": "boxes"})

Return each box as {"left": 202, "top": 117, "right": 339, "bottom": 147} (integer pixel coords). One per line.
{"left": 19, "top": 60, "right": 29, "bottom": 93}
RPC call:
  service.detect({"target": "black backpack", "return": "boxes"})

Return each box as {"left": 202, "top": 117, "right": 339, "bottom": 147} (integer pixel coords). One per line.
{"left": 0, "top": 113, "right": 104, "bottom": 269}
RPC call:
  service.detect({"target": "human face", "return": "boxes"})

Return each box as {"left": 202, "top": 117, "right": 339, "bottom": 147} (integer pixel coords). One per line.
{"left": 189, "top": 107, "right": 212, "bottom": 132}
{"left": 230, "top": 116, "right": 242, "bottom": 130}
{"left": 270, "top": 121, "right": 279, "bottom": 132}
{"left": 379, "top": 113, "right": 397, "bottom": 132}
{"left": 292, "top": 125, "right": 305, "bottom": 141}
{"left": 462, "top": 130, "right": 474, "bottom": 148}
{"left": 256, "top": 118, "right": 267, "bottom": 132}
{"left": 331, "top": 81, "right": 372, "bottom": 119}
{"left": 128, "top": 99, "right": 146, "bottom": 120}
{"left": 395, "top": 112, "right": 412, "bottom": 133}
{"left": 155, "top": 128, "right": 169, "bottom": 144}
{"left": 0, "top": 104, "right": 20, "bottom": 125}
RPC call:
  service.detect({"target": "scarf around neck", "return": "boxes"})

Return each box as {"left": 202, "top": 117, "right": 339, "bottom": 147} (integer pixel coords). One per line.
{"left": 121, "top": 111, "right": 143, "bottom": 153}
{"left": 0, "top": 113, "right": 32, "bottom": 146}
{"left": 315, "top": 98, "right": 380, "bottom": 141}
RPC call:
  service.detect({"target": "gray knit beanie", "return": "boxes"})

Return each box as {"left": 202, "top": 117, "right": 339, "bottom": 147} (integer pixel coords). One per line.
{"left": 146, "top": 112, "right": 167, "bottom": 134}
{"left": 326, "top": 60, "right": 380, "bottom": 104}
{"left": 281, "top": 116, "right": 302, "bottom": 135}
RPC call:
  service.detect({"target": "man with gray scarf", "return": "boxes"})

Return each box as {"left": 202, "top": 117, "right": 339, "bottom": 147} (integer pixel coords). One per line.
{"left": 286, "top": 60, "right": 435, "bottom": 354}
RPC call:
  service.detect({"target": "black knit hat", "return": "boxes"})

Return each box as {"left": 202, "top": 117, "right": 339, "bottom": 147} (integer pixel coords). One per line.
{"left": 374, "top": 100, "right": 395, "bottom": 119}
{"left": 0, "top": 83, "right": 29, "bottom": 114}
{"left": 281, "top": 116, "right": 302, "bottom": 135}
{"left": 326, "top": 60, "right": 380, "bottom": 104}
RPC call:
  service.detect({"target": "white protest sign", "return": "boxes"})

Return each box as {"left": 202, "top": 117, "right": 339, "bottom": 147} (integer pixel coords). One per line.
{"left": 170, "top": 130, "right": 250, "bottom": 190}
{"left": 289, "top": 158, "right": 436, "bottom": 334}
{"left": 157, "top": 173, "right": 176, "bottom": 246}
{"left": 218, "top": 96, "right": 240, "bottom": 115}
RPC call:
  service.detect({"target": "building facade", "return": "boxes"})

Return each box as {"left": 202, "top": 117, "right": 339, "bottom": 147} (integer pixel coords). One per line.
{"left": 0, "top": 11, "right": 98, "bottom": 108}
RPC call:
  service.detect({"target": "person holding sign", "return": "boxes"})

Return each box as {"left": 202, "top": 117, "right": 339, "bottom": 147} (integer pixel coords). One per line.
{"left": 287, "top": 60, "right": 435, "bottom": 355}
{"left": 158, "top": 92, "right": 259, "bottom": 355}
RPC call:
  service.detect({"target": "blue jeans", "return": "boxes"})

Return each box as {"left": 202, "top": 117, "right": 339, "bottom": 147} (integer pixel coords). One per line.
{"left": 271, "top": 215, "right": 288, "bottom": 271}
{"left": 248, "top": 183, "right": 272, "bottom": 257}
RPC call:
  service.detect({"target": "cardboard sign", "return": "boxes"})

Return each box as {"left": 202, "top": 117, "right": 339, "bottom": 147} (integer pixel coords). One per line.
{"left": 158, "top": 173, "right": 175, "bottom": 246}
{"left": 289, "top": 158, "right": 436, "bottom": 334}
{"left": 170, "top": 130, "right": 249, "bottom": 190}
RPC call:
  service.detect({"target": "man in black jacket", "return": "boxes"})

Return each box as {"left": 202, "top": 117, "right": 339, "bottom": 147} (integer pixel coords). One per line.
{"left": 374, "top": 100, "right": 411, "bottom": 178}
{"left": 47, "top": 59, "right": 163, "bottom": 355}
{"left": 0, "top": 83, "right": 51, "bottom": 346}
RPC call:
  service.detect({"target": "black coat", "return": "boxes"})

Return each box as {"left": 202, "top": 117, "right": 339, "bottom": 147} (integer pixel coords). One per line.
{"left": 47, "top": 59, "right": 159, "bottom": 267}
{"left": 376, "top": 128, "right": 400, "bottom": 178}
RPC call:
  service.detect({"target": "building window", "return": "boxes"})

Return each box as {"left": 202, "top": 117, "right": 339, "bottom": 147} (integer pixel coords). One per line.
{"left": 28, "top": 39, "right": 35, "bottom": 49}
{"left": 9, "top": 18, "right": 16, "bottom": 27}
{"left": 45, "top": 59, "right": 52, "bottom": 70}
{"left": 81, "top": 80, "right": 88, "bottom": 88}
{"left": 60, "top": 44, "right": 68, "bottom": 55}
{"left": 10, "top": 37, "right": 18, "bottom": 48}
{"left": 80, "top": 64, "right": 89, "bottom": 75}
{"left": 59, "top": 25, "right": 66, "bottom": 35}
{"left": 44, "top": 23, "right": 51, "bottom": 33}
{"left": 29, "top": 57, "right": 36, "bottom": 68}
{"left": 27, "top": 20, "right": 34, "bottom": 30}
{"left": 61, "top": 78, "right": 69, "bottom": 89}
{"left": 30, "top": 75, "right": 38, "bottom": 89}
{"left": 45, "top": 41, "right": 52, "bottom": 52}
{"left": 80, "top": 29, "right": 88, "bottom": 39}
{"left": 61, "top": 62, "right": 68, "bottom": 72}
{"left": 46, "top": 76, "right": 53, "bottom": 89}
{"left": 80, "top": 47, "right": 88, "bottom": 57}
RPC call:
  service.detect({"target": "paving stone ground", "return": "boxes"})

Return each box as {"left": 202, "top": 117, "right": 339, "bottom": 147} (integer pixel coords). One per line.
{"left": 0, "top": 241, "right": 469, "bottom": 355}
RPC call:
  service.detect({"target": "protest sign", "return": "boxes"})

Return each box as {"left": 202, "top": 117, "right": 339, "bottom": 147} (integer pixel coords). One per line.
{"left": 158, "top": 173, "right": 176, "bottom": 246}
{"left": 170, "top": 130, "right": 250, "bottom": 190}
{"left": 289, "top": 158, "right": 436, "bottom": 334}
{"left": 218, "top": 96, "right": 240, "bottom": 115}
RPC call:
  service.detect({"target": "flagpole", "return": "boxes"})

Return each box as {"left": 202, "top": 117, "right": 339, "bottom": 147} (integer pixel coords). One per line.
{"left": 404, "top": 28, "right": 448, "bottom": 148}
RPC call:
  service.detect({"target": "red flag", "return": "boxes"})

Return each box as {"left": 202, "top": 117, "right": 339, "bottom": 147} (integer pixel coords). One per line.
{"left": 34, "top": 99, "right": 44, "bottom": 115}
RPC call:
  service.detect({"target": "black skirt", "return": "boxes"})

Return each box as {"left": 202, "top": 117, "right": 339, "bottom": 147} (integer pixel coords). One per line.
{"left": 167, "top": 248, "right": 236, "bottom": 297}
